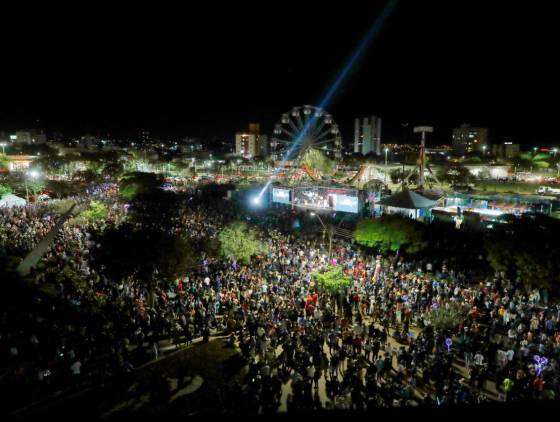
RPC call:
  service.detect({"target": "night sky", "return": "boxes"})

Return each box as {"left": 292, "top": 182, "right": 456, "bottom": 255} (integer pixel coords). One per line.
{"left": 1, "top": 1, "right": 559, "bottom": 147}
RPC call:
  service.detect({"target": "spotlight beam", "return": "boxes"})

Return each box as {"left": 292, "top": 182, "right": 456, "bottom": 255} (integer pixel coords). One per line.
{"left": 258, "top": 0, "right": 399, "bottom": 199}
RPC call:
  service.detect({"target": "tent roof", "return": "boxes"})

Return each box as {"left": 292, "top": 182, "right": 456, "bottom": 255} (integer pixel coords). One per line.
{"left": 378, "top": 190, "right": 438, "bottom": 209}
{"left": 0, "top": 193, "right": 27, "bottom": 208}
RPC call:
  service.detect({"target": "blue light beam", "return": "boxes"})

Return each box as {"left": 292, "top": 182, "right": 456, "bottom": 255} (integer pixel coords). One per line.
{"left": 258, "top": 0, "right": 399, "bottom": 198}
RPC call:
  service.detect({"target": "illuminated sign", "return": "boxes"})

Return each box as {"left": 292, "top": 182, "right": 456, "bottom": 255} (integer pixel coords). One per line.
{"left": 332, "top": 194, "right": 359, "bottom": 213}
{"left": 272, "top": 188, "right": 291, "bottom": 205}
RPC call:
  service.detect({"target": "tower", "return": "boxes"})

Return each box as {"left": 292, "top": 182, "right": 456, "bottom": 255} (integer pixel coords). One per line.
{"left": 413, "top": 126, "right": 433, "bottom": 189}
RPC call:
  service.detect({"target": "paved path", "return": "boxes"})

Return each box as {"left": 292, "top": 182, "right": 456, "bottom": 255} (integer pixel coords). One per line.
{"left": 16, "top": 202, "right": 76, "bottom": 276}
{"left": 267, "top": 316, "right": 500, "bottom": 411}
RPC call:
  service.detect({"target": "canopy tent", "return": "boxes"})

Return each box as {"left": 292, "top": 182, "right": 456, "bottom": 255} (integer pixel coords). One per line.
{"left": 377, "top": 190, "right": 438, "bottom": 209}
{"left": 0, "top": 193, "right": 27, "bottom": 208}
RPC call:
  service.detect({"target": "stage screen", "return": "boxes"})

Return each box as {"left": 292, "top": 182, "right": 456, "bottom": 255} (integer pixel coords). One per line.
{"left": 333, "top": 194, "right": 359, "bottom": 213}
{"left": 272, "top": 188, "right": 291, "bottom": 204}
{"left": 293, "top": 186, "right": 359, "bottom": 213}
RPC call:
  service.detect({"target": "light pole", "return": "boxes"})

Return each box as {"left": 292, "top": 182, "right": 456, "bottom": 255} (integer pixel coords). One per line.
{"left": 384, "top": 147, "right": 389, "bottom": 187}
{"left": 25, "top": 170, "right": 40, "bottom": 203}
{"left": 0, "top": 143, "right": 6, "bottom": 154}
{"left": 482, "top": 145, "right": 487, "bottom": 161}
{"left": 310, "top": 212, "right": 332, "bottom": 259}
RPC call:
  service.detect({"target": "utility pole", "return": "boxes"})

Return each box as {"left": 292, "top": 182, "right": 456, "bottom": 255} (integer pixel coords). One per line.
{"left": 402, "top": 162, "right": 405, "bottom": 192}
{"left": 311, "top": 212, "right": 333, "bottom": 259}
{"left": 328, "top": 226, "right": 333, "bottom": 260}
{"left": 384, "top": 147, "right": 389, "bottom": 188}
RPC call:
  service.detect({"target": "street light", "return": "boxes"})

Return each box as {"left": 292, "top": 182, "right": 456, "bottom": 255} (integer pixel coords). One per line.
{"left": 384, "top": 148, "right": 389, "bottom": 187}
{"left": 25, "top": 170, "right": 40, "bottom": 203}
{"left": 310, "top": 211, "right": 332, "bottom": 259}
{"left": 0, "top": 142, "right": 6, "bottom": 154}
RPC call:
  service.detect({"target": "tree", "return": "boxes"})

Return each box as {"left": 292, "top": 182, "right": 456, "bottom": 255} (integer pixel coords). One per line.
{"left": 312, "top": 266, "right": 352, "bottom": 316}
{"left": 218, "top": 221, "right": 267, "bottom": 264}
{"left": 301, "top": 149, "right": 336, "bottom": 176}
{"left": 425, "top": 302, "right": 470, "bottom": 331}
{"left": 26, "top": 178, "right": 46, "bottom": 196}
{"left": 92, "top": 224, "right": 199, "bottom": 284}
{"left": 342, "top": 153, "right": 368, "bottom": 167}
{"left": 73, "top": 169, "right": 102, "bottom": 184}
{"left": 464, "top": 155, "right": 482, "bottom": 164}
{"left": 436, "top": 163, "right": 471, "bottom": 186}
{"left": 75, "top": 200, "right": 108, "bottom": 224}
{"left": 312, "top": 266, "right": 351, "bottom": 295}
{"left": 512, "top": 152, "right": 551, "bottom": 171}
{"left": 171, "top": 160, "right": 193, "bottom": 176}
{"left": 46, "top": 180, "right": 78, "bottom": 198}
{"left": 354, "top": 215, "right": 428, "bottom": 254}
{"left": 0, "top": 184, "right": 12, "bottom": 196}
{"left": 202, "top": 236, "right": 221, "bottom": 259}
{"left": 484, "top": 216, "right": 560, "bottom": 290}
{"left": 101, "top": 161, "right": 125, "bottom": 179}
{"left": 118, "top": 172, "right": 163, "bottom": 201}
{"left": 0, "top": 154, "right": 11, "bottom": 170}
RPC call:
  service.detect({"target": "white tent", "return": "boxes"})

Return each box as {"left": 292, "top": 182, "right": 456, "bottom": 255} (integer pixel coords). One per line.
{"left": 0, "top": 193, "right": 27, "bottom": 208}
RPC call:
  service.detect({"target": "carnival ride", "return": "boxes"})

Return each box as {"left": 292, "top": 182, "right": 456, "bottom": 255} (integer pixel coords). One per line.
{"left": 271, "top": 105, "right": 343, "bottom": 162}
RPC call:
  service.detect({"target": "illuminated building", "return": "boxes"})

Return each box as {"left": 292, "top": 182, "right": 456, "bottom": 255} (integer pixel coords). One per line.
{"left": 13, "top": 130, "right": 47, "bottom": 145}
{"left": 354, "top": 116, "right": 382, "bottom": 155}
{"left": 235, "top": 123, "right": 268, "bottom": 159}
{"left": 492, "top": 142, "right": 520, "bottom": 159}
{"left": 452, "top": 124, "right": 488, "bottom": 154}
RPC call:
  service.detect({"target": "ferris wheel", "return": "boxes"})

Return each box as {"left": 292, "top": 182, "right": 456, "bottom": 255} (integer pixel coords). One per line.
{"left": 271, "top": 105, "right": 343, "bottom": 161}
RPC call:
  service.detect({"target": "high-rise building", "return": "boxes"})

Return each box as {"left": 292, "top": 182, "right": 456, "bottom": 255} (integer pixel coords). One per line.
{"left": 13, "top": 130, "right": 47, "bottom": 144}
{"left": 452, "top": 124, "right": 488, "bottom": 154}
{"left": 235, "top": 123, "right": 268, "bottom": 158}
{"left": 354, "top": 116, "right": 381, "bottom": 155}
{"left": 492, "top": 142, "right": 520, "bottom": 159}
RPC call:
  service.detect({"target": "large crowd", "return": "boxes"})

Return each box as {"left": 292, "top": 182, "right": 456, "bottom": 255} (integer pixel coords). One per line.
{"left": 1, "top": 181, "right": 559, "bottom": 414}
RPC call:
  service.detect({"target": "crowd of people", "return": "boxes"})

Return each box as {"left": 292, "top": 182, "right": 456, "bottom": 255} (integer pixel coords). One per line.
{"left": 1, "top": 181, "right": 559, "bottom": 415}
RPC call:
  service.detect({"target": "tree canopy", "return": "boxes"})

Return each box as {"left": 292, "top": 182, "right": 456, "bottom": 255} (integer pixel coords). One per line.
{"left": 301, "top": 149, "right": 336, "bottom": 176}
{"left": 46, "top": 180, "right": 79, "bottom": 198}
{"left": 484, "top": 216, "right": 560, "bottom": 290}
{"left": 75, "top": 200, "right": 108, "bottom": 225}
{"left": 118, "top": 172, "right": 163, "bottom": 201}
{"left": 0, "top": 183, "right": 12, "bottom": 196}
{"left": 92, "top": 223, "right": 198, "bottom": 282}
{"left": 436, "top": 163, "right": 471, "bottom": 186}
{"left": 312, "top": 266, "right": 351, "bottom": 295}
{"left": 425, "top": 302, "right": 470, "bottom": 331}
{"left": 218, "top": 221, "right": 267, "bottom": 264}
{"left": 354, "top": 215, "right": 428, "bottom": 254}
{"left": 0, "top": 154, "right": 10, "bottom": 169}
